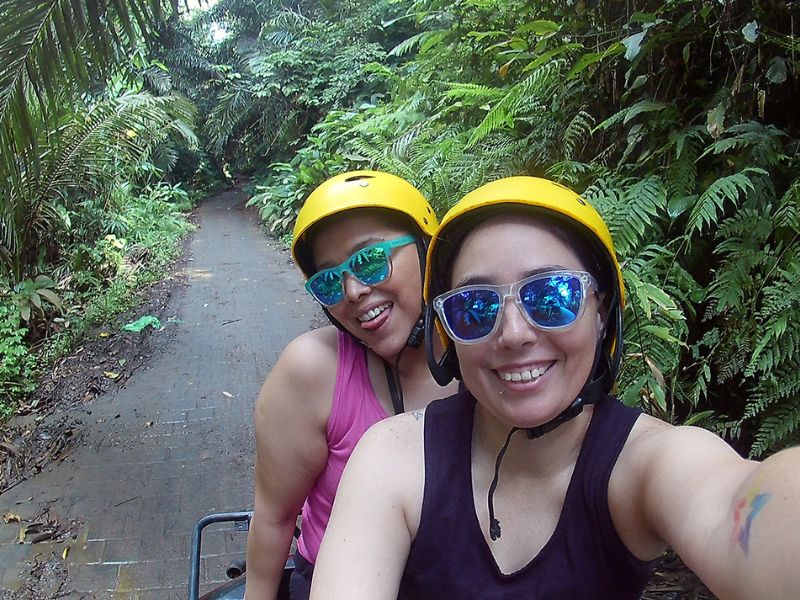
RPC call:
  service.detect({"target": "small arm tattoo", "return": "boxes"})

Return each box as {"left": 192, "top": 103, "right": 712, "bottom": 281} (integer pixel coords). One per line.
{"left": 730, "top": 484, "right": 771, "bottom": 555}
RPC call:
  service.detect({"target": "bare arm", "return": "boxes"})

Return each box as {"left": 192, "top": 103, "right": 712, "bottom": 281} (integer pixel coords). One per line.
{"left": 310, "top": 410, "right": 426, "bottom": 600}
{"left": 244, "top": 329, "right": 337, "bottom": 600}
{"left": 635, "top": 422, "right": 800, "bottom": 599}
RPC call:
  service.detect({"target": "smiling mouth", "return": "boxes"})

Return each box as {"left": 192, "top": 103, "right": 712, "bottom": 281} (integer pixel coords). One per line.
{"left": 358, "top": 302, "right": 391, "bottom": 323}
{"left": 497, "top": 363, "right": 553, "bottom": 383}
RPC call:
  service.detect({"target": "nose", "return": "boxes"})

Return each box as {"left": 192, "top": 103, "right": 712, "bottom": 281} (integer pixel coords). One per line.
{"left": 495, "top": 295, "right": 538, "bottom": 347}
{"left": 342, "top": 273, "right": 371, "bottom": 302}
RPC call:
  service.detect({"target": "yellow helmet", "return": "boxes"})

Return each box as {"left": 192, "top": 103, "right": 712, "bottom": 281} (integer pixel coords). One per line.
{"left": 424, "top": 176, "right": 624, "bottom": 390}
{"left": 291, "top": 170, "right": 437, "bottom": 278}
{"left": 425, "top": 176, "right": 624, "bottom": 306}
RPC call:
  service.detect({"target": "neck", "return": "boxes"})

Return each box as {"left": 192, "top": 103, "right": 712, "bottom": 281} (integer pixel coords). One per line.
{"left": 472, "top": 402, "right": 593, "bottom": 476}
{"left": 389, "top": 330, "right": 448, "bottom": 378}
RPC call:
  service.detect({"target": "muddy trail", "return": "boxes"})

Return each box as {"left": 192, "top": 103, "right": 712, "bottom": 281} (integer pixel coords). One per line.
{"left": 0, "top": 187, "right": 322, "bottom": 598}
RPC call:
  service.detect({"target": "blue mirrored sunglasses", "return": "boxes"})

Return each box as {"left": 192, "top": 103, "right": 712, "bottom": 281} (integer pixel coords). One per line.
{"left": 305, "top": 235, "right": 416, "bottom": 307}
{"left": 433, "top": 270, "right": 597, "bottom": 344}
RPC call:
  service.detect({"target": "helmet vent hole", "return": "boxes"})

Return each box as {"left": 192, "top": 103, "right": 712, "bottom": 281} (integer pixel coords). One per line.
{"left": 345, "top": 175, "right": 374, "bottom": 185}
{"left": 423, "top": 218, "right": 429, "bottom": 225}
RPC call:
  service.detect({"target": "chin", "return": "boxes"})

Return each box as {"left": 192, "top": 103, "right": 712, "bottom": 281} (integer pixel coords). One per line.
{"left": 480, "top": 392, "right": 570, "bottom": 429}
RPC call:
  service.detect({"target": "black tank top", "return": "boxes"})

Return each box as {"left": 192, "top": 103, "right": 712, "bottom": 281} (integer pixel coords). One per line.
{"left": 399, "top": 391, "right": 656, "bottom": 599}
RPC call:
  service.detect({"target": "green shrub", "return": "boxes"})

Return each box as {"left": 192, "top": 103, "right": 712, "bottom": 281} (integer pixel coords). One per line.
{"left": 0, "top": 302, "right": 35, "bottom": 418}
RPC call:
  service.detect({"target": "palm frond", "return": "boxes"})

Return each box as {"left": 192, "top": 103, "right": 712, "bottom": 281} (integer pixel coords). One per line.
{"left": 0, "top": 0, "right": 170, "bottom": 153}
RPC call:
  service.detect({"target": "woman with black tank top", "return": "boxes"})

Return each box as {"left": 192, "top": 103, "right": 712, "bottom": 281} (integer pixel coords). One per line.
{"left": 310, "top": 177, "right": 800, "bottom": 600}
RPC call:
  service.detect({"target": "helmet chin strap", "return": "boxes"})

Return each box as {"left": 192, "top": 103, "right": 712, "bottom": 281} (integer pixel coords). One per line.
{"left": 406, "top": 314, "right": 425, "bottom": 348}
{"left": 383, "top": 311, "right": 425, "bottom": 416}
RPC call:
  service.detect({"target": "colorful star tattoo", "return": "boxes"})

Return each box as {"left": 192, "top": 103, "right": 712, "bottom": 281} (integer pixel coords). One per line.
{"left": 730, "top": 485, "right": 771, "bottom": 555}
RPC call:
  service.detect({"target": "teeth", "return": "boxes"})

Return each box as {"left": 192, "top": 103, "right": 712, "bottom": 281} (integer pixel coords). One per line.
{"left": 358, "top": 303, "right": 390, "bottom": 322}
{"left": 498, "top": 365, "right": 549, "bottom": 382}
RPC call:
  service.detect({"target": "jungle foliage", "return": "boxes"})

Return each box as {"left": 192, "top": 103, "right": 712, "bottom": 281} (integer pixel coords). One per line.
{"left": 184, "top": 0, "right": 800, "bottom": 457}
{"left": 2, "top": 0, "right": 799, "bottom": 458}
{"left": 0, "top": 0, "right": 204, "bottom": 415}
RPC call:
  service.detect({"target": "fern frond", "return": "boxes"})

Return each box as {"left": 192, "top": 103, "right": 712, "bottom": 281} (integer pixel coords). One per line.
{"left": 774, "top": 179, "right": 800, "bottom": 230}
{"left": 749, "top": 394, "right": 800, "bottom": 457}
{"left": 561, "top": 109, "right": 595, "bottom": 161}
{"left": 698, "top": 122, "right": 787, "bottom": 167}
{"left": 466, "top": 60, "right": 563, "bottom": 148}
{"left": 686, "top": 167, "right": 768, "bottom": 236}
{"left": 388, "top": 30, "right": 447, "bottom": 57}
{"left": 593, "top": 99, "right": 668, "bottom": 132}
{"left": 586, "top": 176, "right": 667, "bottom": 256}
{"left": 443, "top": 82, "right": 505, "bottom": 103}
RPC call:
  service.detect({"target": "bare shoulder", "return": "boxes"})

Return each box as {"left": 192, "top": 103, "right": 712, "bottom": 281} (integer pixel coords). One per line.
{"left": 275, "top": 326, "right": 339, "bottom": 377}
{"left": 356, "top": 407, "right": 427, "bottom": 456}
{"left": 346, "top": 409, "right": 427, "bottom": 489}
{"left": 616, "top": 414, "right": 752, "bottom": 493}
{"left": 255, "top": 326, "right": 339, "bottom": 425}
{"left": 610, "top": 412, "right": 756, "bottom": 557}
{"left": 340, "top": 408, "right": 426, "bottom": 536}
{"left": 625, "top": 414, "right": 746, "bottom": 466}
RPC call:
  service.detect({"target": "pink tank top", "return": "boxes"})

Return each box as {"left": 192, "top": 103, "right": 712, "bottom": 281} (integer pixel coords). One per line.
{"left": 296, "top": 331, "right": 389, "bottom": 564}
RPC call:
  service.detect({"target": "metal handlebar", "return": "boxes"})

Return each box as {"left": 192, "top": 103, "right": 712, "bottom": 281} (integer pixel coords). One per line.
{"left": 188, "top": 511, "right": 253, "bottom": 600}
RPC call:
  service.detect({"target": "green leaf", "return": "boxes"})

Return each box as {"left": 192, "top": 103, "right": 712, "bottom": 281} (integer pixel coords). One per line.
{"left": 629, "top": 12, "right": 658, "bottom": 24}
{"left": 567, "top": 42, "right": 624, "bottom": 79}
{"left": 29, "top": 292, "right": 42, "bottom": 310}
{"left": 627, "top": 74, "right": 648, "bottom": 92}
{"left": 706, "top": 100, "right": 727, "bottom": 139}
{"left": 667, "top": 194, "right": 697, "bottom": 218}
{"left": 622, "top": 100, "right": 666, "bottom": 125}
{"left": 33, "top": 274, "right": 54, "bottom": 286}
{"left": 516, "top": 20, "right": 560, "bottom": 37}
{"left": 522, "top": 43, "right": 582, "bottom": 73}
{"left": 683, "top": 411, "right": 715, "bottom": 426}
{"left": 642, "top": 325, "right": 686, "bottom": 346}
{"left": 37, "top": 288, "right": 62, "bottom": 308}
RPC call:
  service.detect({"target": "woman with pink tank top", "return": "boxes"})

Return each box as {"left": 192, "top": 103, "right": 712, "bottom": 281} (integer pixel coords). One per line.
{"left": 244, "top": 171, "right": 458, "bottom": 599}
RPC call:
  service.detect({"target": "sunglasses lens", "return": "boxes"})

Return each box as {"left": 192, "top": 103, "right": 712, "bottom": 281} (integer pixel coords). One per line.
{"left": 308, "top": 270, "right": 343, "bottom": 306}
{"left": 441, "top": 289, "right": 501, "bottom": 341}
{"left": 350, "top": 246, "right": 390, "bottom": 286}
{"left": 520, "top": 274, "right": 583, "bottom": 328}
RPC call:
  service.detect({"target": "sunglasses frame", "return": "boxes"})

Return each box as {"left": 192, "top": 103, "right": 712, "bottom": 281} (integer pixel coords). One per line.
{"left": 433, "top": 270, "right": 598, "bottom": 344}
{"left": 305, "top": 234, "right": 416, "bottom": 307}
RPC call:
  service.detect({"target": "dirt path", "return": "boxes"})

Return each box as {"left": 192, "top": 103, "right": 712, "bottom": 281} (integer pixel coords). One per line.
{"left": 0, "top": 187, "right": 321, "bottom": 599}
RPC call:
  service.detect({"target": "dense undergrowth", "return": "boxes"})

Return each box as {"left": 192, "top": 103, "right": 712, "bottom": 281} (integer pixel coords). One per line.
{"left": 0, "top": 182, "right": 196, "bottom": 418}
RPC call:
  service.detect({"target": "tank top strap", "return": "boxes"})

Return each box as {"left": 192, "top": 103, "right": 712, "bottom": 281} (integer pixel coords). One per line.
{"left": 329, "top": 331, "right": 381, "bottom": 435}
{"left": 572, "top": 394, "right": 642, "bottom": 509}
{"left": 562, "top": 395, "right": 652, "bottom": 588}
{"left": 421, "top": 391, "right": 475, "bottom": 493}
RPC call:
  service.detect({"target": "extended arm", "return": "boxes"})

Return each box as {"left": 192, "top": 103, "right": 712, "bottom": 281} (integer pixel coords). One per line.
{"left": 310, "top": 411, "right": 425, "bottom": 600}
{"left": 635, "top": 421, "right": 800, "bottom": 600}
{"left": 244, "top": 330, "right": 335, "bottom": 600}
